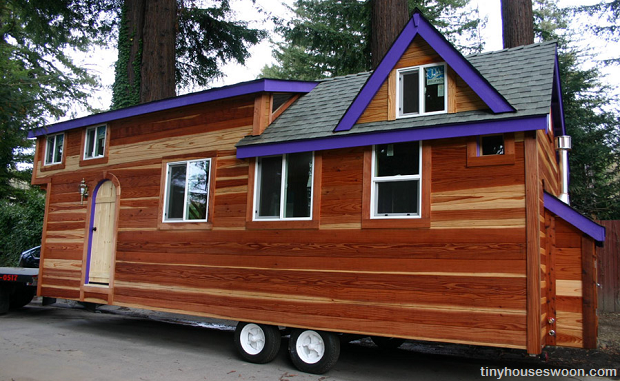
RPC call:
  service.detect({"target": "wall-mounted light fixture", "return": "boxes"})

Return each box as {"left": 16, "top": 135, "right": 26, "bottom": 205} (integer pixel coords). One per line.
{"left": 79, "top": 178, "right": 89, "bottom": 205}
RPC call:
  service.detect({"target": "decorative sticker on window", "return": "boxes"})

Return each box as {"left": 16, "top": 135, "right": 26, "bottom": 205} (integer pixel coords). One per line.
{"left": 426, "top": 66, "right": 444, "bottom": 86}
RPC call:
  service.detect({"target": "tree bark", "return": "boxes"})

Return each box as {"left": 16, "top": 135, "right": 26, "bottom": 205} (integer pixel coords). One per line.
{"left": 501, "top": 0, "right": 534, "bottom": 49}
{"left": 371, "top": 0, "right": 409, "bottom": 69}
{"left": 126, "top": 0, "right": 145, "bottom": 97}
{"left": 140, "top": 0, "right": 176, "bottom": 102}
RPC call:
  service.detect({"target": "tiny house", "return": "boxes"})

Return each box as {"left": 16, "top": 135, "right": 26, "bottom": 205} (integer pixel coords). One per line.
{"left": 30, "top": 10, "right": 605, "bottom": 374}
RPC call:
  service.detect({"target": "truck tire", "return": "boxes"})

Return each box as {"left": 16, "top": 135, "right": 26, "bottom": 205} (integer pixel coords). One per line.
{"left": 289, "top": 329, "right": 340, "bottom": 374}
{"left": 0, "top": 285, "right": 9, "bottom": 315}
{"left": 234, "top": 322, "right": 281, "bottom": 364}
{"left": 10, "top": 285, "right": 36, "bottom": 309}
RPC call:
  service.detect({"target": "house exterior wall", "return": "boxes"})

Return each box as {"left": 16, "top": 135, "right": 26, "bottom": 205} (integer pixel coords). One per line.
{"left": 33, "top": 104, "right": 534, "bottom": 349}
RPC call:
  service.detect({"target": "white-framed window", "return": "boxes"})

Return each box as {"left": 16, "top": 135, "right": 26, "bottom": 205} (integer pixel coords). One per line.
{"left": 371, "top": 141, "right": 422, "bottom": 218}
{"left": 84, "top": 125, "right": 107, "bottom": 159}
{"left": 44, "top": 133, "right": 64, "bottom": 165}
{"left": 163, "top": 159, "right": 211, "bottom": 222}
{"left": 254, "top": 152, "right": 314, "bottom": 220}
{"left": 397, "top": 63, "right": 447, "bottom": 118}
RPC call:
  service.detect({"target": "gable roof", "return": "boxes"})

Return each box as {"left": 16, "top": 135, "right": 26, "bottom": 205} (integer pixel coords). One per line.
{"left": 543, "top": 192, "right": 606, "bottom": 243}
{"left": 28, "top": 79, "right": 318, "bottom": 138}
{"left": 334, "top": 9, "right": 514, "bottom": 132}
{"left": 236, "top": 41, "right": 558, "bottom": 159}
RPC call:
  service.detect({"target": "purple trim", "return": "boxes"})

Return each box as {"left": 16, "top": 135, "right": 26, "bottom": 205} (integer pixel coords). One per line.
{"left": 237, "top": 115, "right": 547, "bottom": 159}
{"left": 84, "top": 180, "right": 107, "bottom": 284}
{"left": 552, "top": 53, "right": 566, "bottom": 136}
{"left": 29, "top": 79, "right": 318, "bottom": 138}
{"left": 334, "top": 10, "right": 513, "bottom": 132}
{"left": 543, "top": 192, "right": 605, "bottom": 243}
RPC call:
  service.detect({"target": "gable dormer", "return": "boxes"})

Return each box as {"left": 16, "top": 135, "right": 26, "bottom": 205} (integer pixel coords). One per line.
{"left": 336, "top": 9, "right": 514, "bottom": 132}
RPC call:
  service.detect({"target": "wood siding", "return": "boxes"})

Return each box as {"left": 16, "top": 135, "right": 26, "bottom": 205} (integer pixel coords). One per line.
{"left": 33, "top": 100, "right": 533, "bottom": 350}
{"left": 598, "top": 220, "right": 620, "bottom": 312}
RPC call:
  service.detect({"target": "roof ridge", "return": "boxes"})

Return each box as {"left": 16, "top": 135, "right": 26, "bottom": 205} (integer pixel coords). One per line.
{"left": 466, "top": 40, "right": 557, "bottom": 59}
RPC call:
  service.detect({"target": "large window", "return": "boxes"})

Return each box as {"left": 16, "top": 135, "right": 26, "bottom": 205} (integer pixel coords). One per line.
{"left": 163, "top": 159, "right": 211, "bottom": 222}
{"left": 84, "top": 125, "right": 107, "bottom": 160}
{"left": 45, "top": 133, "right": 64, "bottom": 165}
{"left": 255, "top": 152, "right": 314, "bottom": 220}
{"left": 371, "top": 141, "right": 422, "bottom": 218}
{"left": 398, "top": 63, "right": 447, "bottom": 117}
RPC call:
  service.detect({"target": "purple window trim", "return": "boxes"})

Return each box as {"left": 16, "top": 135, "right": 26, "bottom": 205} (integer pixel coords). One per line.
{"left": 334, "top": 10, "right": 514, "bottom": 133}
{"left": 543, "top": 192, "right": 605, "bottom": 243}
{"left": 84, "top": 180, "right": 107, "bottom": 285}
{"left": 237, "top": 114, "right": 547, "bottom": 159}
{"left": 29, "top": 79, "right": 318, "bottom": 138}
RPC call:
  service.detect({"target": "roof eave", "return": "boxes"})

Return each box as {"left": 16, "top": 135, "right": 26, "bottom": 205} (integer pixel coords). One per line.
{"left": 28, "top": 78, "right": 318, "bottom": 138}
{"left": 543, "top": 191, "right": 606, "bottom": 243}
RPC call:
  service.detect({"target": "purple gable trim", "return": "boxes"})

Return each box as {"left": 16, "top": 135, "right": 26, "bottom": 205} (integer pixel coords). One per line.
{"left": 334, "top": 10, "right": 513, "bottom": 132}
{"left": 552, "top": 54, "right": 567, "bottom": 136}
{"left": 237, "top": 114, "right": 547, "bottom": 159}
{"left": 29, "top": 79, "right": 318, "bottom": 138}
{"left": 544, "top": 192, "right": 605, "bottom": 243}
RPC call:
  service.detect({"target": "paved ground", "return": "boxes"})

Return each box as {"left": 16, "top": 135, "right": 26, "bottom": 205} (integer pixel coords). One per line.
{"left": 0, "top": 299, "right": 617, "bottom": 381}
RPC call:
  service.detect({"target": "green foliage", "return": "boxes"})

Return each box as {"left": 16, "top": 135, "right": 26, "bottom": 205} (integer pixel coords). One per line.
{"left": 175, "top": 0, "right": 266, "bottom": 89}
{"left": 0, "top": 187, "right": 45, "bottom": 267}
{"left": 261, "top": 0, "right": 484, "bottom": 80}
{"left": 111, "top": 4, "right": 141, "bottom": 110}
{"left": 534, "top": 0, "right": 620, "bottom": 219}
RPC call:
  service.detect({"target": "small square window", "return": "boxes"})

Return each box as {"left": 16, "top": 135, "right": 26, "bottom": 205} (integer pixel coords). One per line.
{"left": 255, "top": 152, "right": 314, "bottom": 220}
{"left": 84, "top": 125, "right": 107, "bottom": 160}
{"left": 398, "top": 63, "right": 446, "bottom": 117}
{"left": 45, "top": 134, "right": 64, "bottom": 165}
{"left": 163, "top": 159, "right": 211, "bottom": 222}
{"left": 479, "top": 134, "right": 505, "bottom": 156}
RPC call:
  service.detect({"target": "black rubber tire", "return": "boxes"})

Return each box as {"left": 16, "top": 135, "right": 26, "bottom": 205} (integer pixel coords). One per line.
{"left": 289, "top": 329, "right": 340, "bottom": 374}
{"left": 234, "top": 322, "right": 281, "bottom": 364}
{"left": 371, "top": 336, "right": 406, "bottom": 350}
{"left": 0, "top": 285, "right": 9, "bottom": 315}
{"left": 9, "top": 286, "right": 36, "bottom": 309}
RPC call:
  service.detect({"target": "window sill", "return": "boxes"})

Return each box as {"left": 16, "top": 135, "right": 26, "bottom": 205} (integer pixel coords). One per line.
{"left": 466, "top": 154, "right": 515, "bottom": 167}
{"left": 362, "top": 217, "right": 430, "bottom": 229}
{"left": 40, "top": 163, "right": 65, "bottom": 172}
{"left": 80, "top": 156, "right": 109, "bottom": 167}
{"left": 157, "top": 221, "right": 213, "bottom": 231}
{"left": 246, "top": 219, "right": 319, "bottom": 230}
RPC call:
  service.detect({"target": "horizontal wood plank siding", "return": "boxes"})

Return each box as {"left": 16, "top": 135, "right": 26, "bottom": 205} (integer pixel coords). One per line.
{"left": 34, "top": 93, "right": 532, "bottom": 350}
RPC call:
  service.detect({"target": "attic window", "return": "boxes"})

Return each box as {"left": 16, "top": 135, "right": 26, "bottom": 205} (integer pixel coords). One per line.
{"left": 84, "top": 125, "right": 107, "bottom": 160}
{"left": 479, "top": 134, "right": 505, "bottom": 156}
{"left": 45, "top": 133, "right": 64, "bottom": 165}
{"left": 398, "top": 63, "right": 447, "bottom": 117}
{"left": 466, "top": 133, "right": 516, "bottom": 167}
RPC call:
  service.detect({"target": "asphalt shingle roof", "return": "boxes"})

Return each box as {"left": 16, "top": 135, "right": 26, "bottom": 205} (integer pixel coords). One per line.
{"left": 237, "top": 41, "right": 557, "bottom": 148}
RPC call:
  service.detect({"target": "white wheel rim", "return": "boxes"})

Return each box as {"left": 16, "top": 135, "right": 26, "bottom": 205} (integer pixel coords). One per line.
{"left": 239, "top": 324, "right": 266, "bottom": 355}
{"left": 295, "top": 330, "right": 325, "bottom": 364}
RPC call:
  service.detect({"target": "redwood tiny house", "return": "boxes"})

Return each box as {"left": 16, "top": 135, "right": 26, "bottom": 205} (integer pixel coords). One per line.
{"left": 29, "top": 10, "right": 605, "bottom": 374}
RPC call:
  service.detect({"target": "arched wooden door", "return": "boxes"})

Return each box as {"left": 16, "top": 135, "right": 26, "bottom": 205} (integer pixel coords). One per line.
{"left": 88, "top": 181, "right": 117, "bottom": 285}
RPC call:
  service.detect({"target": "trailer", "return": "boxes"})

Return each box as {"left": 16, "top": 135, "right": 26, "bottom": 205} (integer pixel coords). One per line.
{"left": 27, "top": 10, "right": 605, "bottom": 374}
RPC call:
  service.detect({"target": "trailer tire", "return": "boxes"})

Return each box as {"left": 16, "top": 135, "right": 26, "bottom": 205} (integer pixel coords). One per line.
{"left": 371, "top": 336, "right": 405, "bottom": 350}
{"left": 234, "top": 322, "right": 281, "bottom": 364}
{"left": 10, "top": 285, "right": 36, "bottom": 309}
{"left": 0, "top": 285, "right": 9, "bottom": 315}
{"left": 289, "top": 329, "right": 340, "bottom": 374}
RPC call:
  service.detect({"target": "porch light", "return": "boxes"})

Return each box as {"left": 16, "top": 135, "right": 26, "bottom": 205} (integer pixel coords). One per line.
{"left": 79, "top": 178, "right": 89, "bottom": 205}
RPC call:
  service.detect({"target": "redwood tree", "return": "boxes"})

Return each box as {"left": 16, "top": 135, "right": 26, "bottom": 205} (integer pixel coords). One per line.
{"left": 371, "top": 0, "right": 409, "bottom": 69}
{"left": 501, "top": 0, "right": 535, "bottom": 48}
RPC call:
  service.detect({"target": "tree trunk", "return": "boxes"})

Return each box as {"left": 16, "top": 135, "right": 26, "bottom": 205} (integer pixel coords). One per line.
{"left": 501, "top": 0, "right": 534, "bottom": 49}
{"left": 371, "top": 0, "right": 409, "bottom": 69}
{"left": 141, "top": 0, "right": 176, "bottom": 102}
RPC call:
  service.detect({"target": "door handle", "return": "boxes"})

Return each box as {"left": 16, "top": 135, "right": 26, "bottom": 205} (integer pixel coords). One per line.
{"left": 92, "top": 227, "right": 97, "bottom": 232}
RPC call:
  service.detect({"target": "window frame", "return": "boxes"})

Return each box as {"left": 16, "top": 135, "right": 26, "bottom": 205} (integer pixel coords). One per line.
{"left": 370, "top": 142, "right": 423, "bottom": 219}
{"left": 83, "top": 125, "right": 107, "bottom": 160}
{"left": 396, "top": 62, "right": 448, "bottom": 118}
{"left": 466, "top": 133, "right": 516, "bottom": 167}
{"left": 162, "top": 158, "right": 212, "bottom": 224}
{"left": 252, "top": 152, "right": 315, "bottom": 222}
{"left": 44, "top": 133, "right": 65, "bottom": 166}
